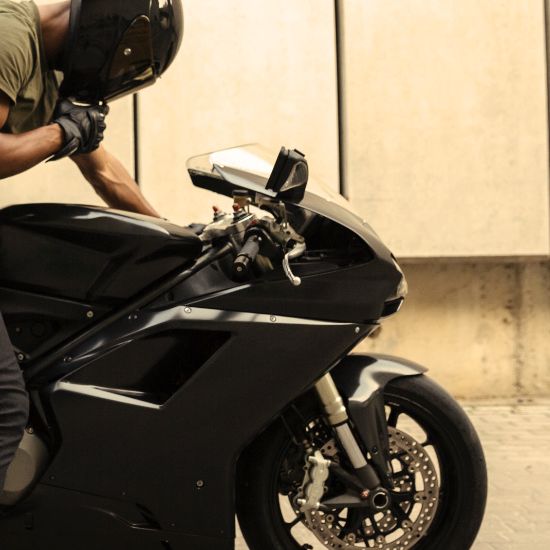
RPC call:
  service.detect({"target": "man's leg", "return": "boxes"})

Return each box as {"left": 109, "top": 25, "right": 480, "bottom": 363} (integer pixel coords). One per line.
{"left": 0, "top": 313, "right": 29, "bottom": 491}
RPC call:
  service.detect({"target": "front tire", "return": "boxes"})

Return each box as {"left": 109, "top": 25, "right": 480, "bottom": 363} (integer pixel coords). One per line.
{"left": 236, "top": 374, "right": 487, "bottom": 550}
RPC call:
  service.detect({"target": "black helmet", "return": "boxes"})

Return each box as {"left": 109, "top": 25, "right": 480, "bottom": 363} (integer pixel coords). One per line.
{"left": 60, "top": 0, "right": 183, "bottom": 103}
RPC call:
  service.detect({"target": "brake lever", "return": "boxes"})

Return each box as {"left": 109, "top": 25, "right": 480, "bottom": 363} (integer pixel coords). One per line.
{"left": 283, "top": 242, "right": 306, "bottom": 286}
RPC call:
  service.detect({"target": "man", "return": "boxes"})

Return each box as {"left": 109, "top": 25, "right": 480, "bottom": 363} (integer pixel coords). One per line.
{"left": 0, "top": 0, "right": 183, "bottom": 492}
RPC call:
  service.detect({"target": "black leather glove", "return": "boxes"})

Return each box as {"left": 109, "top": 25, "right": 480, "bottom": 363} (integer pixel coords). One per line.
{"left": 49, "top": 99, "right": 109, "bottom": 161}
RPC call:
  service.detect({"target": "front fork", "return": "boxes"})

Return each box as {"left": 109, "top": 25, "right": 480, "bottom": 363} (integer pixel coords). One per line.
{"left": 315, "top": 373, "right": 391, "bottom": 499}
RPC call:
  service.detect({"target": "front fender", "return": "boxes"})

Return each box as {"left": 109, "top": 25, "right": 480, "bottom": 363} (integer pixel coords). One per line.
{"left": 330, "top": 354, "right": 427, "bottom": 483}
{"left": 331, "top": 353, "right": 427, "bottom": 402}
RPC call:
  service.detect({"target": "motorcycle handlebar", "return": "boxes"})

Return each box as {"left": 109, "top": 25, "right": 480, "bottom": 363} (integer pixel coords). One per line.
{"left": 233, "top": 235, "right": 261, "bottom": 279}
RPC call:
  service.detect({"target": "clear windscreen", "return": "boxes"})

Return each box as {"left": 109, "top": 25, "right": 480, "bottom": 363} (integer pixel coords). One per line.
{"left": 186, "top": 144, "right": 353, "bottom": 211}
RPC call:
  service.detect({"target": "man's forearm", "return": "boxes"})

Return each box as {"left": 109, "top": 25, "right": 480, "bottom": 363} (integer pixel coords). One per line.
{"left": 0, "top": 125, "right": 63, "bottom": 179}
{"left": 73, "top": 147, "right": 160, "bottom": 217}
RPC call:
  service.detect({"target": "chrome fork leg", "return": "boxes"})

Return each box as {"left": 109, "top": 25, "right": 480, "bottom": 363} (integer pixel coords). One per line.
{"left": 315, "top": 373, "right": 381, "bottom": 490}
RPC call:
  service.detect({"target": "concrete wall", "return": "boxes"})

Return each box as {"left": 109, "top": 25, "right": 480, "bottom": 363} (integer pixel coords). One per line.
{"left": 2, "top": 1, "right": 550, "bottom": 399}
{"left": 341, "top": 0, "right": 550, "bottom": 258}
{"left": 342, "top": 0, "right": 550, "bottom": 398}
{"left": 359, "top": 261, "right": 550, "bottom": 399}
{"left": 138, "top": 0, "right": 339, "bottom": 223}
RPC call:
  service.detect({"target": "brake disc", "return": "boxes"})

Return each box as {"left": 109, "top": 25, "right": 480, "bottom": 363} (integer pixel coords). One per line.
{"left": 300, "top": 427, "right": 440, "bottom": 549}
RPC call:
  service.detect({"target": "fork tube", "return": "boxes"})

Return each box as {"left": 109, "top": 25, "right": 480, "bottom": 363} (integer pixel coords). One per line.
{"left": 315, "top": 373, "right": 349, "bottom": 426}
{"left": 315, "top": 373, "right": 381, "bottom": 489}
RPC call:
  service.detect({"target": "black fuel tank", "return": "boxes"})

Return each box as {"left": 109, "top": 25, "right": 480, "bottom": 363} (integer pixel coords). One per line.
{"left": 0, "top": 204, "right": 202, "bottom": 305}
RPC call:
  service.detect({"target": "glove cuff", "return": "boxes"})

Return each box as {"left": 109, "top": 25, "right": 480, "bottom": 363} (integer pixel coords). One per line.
{"left": 48, "top": 120, "right": 81, "bottom": 162}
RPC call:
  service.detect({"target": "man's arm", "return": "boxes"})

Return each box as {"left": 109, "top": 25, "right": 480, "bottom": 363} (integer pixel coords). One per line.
{"left": 0, "top": 92, "right": 64, "bottom": 179}
{"left": 71, "top": 146, "right": 160, "bottom": 217}
{"left": 2, "top": 92, "right": 158, "bottom": 217}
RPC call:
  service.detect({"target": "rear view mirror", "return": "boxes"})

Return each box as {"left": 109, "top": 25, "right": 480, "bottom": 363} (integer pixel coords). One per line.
{"left": 266, "top": 147, "right": 308, "bottom": 201}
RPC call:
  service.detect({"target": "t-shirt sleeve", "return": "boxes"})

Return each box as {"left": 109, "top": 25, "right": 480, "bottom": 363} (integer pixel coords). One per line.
{"left": 0, "top": 19, "right": 33, "bottom": 103}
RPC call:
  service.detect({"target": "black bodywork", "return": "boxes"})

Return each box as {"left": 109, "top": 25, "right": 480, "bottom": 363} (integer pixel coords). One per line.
{"left": 0, "top": 146, "right": 413, "bottom": 549}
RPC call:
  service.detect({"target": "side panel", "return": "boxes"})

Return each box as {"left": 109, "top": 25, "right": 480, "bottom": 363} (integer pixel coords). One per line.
{"left": 0, "top": 485, "right": 232, "bottom": 550}
{"left": 3, "top": 305, "right": 372, "bottom": 549}
{"left": 0, "top": 288, "right": 107, "bottom": 362}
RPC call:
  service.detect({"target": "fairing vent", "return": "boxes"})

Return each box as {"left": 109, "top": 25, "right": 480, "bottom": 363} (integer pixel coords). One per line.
{"left": 66, "top": 329, "right": 230, "bottom": 406}
{"left": 381, "top": 298, "right": 404, "bottom": 318}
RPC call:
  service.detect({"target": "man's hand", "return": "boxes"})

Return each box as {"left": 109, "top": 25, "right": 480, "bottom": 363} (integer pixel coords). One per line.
{"left": 50, "top": 99, "right": 109, "bottom": 161}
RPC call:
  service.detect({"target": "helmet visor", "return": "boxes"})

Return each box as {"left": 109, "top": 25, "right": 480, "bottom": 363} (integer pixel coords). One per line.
{"left": 105, "top": 15, "right": 157, "bottom": 101}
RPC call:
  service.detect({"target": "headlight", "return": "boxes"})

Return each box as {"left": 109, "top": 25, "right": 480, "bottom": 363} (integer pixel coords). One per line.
{"left": 392, "top": 257, "right": 408, "bottom": 299}
{"left": 396, "top": 274, "right": 409, "bottom": 299}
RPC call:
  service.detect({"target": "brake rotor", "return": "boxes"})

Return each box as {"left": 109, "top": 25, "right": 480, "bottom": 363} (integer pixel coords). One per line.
{"left": 300, "top": 427, "right": 440, "bottom": 549}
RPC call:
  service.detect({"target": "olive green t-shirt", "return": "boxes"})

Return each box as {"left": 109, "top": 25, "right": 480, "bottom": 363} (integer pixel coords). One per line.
{"left": 0, "top": 0, "right": 61, "bottom": 134}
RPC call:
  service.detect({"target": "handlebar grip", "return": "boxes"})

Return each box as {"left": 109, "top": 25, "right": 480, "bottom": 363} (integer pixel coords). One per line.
{"left": 233, "top": 235, "right": 261, "bottom": 279}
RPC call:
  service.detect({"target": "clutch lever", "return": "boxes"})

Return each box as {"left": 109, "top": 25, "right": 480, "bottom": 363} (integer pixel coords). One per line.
{"left": 283, "top": 242, "right": 306, "bottom": 286}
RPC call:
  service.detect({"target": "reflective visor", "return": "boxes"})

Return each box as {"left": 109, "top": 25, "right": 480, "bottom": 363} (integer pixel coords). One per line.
{"left": 104, "top": 15, "right": 157, "bottom": 101}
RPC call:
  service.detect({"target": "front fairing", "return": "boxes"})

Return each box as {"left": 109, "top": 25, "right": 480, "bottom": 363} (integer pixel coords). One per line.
{"left": 187, "top": 144, "right": 392, "bottom": 264}
{"left": 187, "top": 145, "right": 407, "bottom": 322}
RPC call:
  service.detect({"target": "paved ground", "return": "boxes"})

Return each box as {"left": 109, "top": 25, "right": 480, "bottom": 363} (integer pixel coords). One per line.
{"left": 466, "top": 400, "right": 550, "bottom": 550}
{"left": 235, "top": 399, "right": 550, "bottom": 550}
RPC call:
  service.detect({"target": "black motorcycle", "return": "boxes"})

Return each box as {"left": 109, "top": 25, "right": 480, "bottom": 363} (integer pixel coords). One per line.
{"left": 0, "top": 145, "right": 487, "bottom": 550}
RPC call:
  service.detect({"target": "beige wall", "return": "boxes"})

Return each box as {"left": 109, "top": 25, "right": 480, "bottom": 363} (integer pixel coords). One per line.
{"left": 341, "top": 0, "right": 550, "bottom": 258}
{"left": 359, "top": 261, "right": 550, "bottom": 399}
{"left": 3, "top": 1, "right": 550, "bottom": 398}
{"left": 3, "top": 2, "right": 339, "bottom": 219}
{"left": 138, "top": 0, "right": 339, "bottom": 223}
{"left": 343, "top": 0, "right": 550, "bottom": 397}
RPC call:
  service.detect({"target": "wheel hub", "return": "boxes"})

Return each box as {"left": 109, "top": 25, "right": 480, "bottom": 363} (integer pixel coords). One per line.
{"left": 299, "top": 427, "right": 440, "bottom": 549}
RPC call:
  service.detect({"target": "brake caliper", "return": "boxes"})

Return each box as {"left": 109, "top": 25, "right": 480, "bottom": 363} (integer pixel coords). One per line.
{"left": 296, "top": 450, "right": 331, "bottom": 512}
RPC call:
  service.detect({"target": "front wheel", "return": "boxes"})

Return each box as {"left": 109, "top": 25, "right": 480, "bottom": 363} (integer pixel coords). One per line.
{"left": 236, "top": 374, "right": 487, "bottom": 550}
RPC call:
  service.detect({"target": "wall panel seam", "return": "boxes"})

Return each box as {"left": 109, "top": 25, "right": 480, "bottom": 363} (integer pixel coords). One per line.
{"left": 544, "top": 0, "right": 550, "bottom": 252}
{"left": 133, "top": 94, "right": 140, "bottom": 186}
{"left": 334, "top": 0, "right": 347, "bottom": 198}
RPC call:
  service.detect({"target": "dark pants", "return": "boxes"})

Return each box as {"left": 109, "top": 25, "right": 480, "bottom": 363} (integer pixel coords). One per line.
{"left": 0, "top": 313, "right": 29, "bottom": 491}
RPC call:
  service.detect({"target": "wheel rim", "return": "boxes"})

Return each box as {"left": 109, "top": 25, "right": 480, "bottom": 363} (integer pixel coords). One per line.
{"left": 268, "top": 390, "right": 463, "bottom": 549}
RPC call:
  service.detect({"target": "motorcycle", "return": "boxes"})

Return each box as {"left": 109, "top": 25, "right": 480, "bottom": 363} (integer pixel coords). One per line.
{"left": 0, "top": 145, "right": 487, "bottom": 549}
